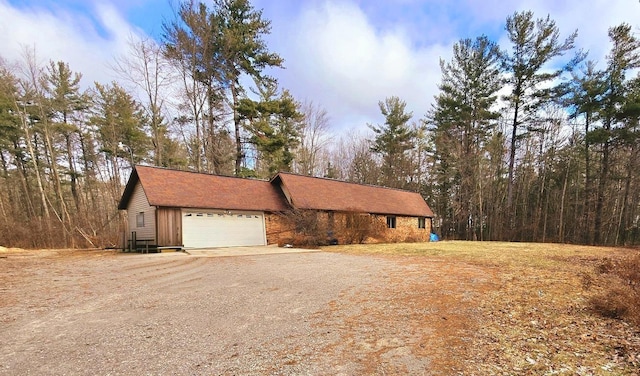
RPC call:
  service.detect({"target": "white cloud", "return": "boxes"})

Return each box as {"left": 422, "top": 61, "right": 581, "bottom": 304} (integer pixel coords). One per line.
{"left": 0, "top": 0, "right": 142, "bottom": 88}
{"left": 2, "top": 0, "right": 639, "bottom": 137}
{"left": 274, "top": 1, "right": 450, "bottom": 133}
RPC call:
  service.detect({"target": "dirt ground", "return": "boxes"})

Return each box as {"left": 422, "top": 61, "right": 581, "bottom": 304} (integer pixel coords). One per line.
{"left": 0, "top": 248, "right": 492, "bottom": 375}
{"left": 1, "top": 245, "right": 638, "bottom": 375}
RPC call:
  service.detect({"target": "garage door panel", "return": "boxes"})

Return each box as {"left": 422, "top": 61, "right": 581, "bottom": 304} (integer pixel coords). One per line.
{"left": 182, "top": 210, "right": 266, "bottom": 248}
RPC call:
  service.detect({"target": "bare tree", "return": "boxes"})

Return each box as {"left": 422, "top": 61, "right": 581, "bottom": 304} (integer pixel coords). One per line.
{"left": 111, "top": 36, "right": 175, "bottom": 167}
{"left": 293, "top": 100, "right": 332, "bottom": 176}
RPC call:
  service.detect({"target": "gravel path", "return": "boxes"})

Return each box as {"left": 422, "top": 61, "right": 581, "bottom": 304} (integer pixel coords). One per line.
{"left": 0, "top": 250, "right": 487, "bottom": 375}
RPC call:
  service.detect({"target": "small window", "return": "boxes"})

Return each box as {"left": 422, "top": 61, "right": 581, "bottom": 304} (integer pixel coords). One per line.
{"left": 237, "top": 214, "right": 243, "bottom": 218}
{"left": 386, "top": 216, "right": 396, "bottom": 229}
{"left": 196, "top": 213, "right": 203, "bottom": 217}
{"left": 246, "top": 215, "right": 251, "bottom": 218}
{"left": 418, "top": 217, "right": 426, "bottom": 229}
{"left": 207, "top": 213, "right": 213, "bottom": 217}
{"left": 185, "top": 213, "right": 192, "bottom": 217}
{"left": 136, "top": 212, "right": 145, "bottom": 227}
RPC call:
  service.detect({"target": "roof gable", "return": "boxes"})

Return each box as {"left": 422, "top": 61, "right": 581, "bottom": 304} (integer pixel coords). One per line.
{"left": 119, "top": 166, "right": 289, "bottom": 212}
{"left": 273, "top": 173, "right": 434, "bottom": 217}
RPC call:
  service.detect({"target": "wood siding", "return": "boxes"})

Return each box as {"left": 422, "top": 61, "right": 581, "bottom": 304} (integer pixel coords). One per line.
{"left": 156, "top": 207, "right": 182, "bottom": 246}
{"left": 127, "top": 182, "right": 156, "bottom": 241}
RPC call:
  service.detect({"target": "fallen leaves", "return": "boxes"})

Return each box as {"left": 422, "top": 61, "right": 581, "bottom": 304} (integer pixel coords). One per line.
{"left": 330, "top": 242, "right": 640, "bottom": 375}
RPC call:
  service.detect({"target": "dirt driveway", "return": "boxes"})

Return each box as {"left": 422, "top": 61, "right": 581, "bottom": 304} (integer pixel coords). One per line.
{"left": 0, "top": 249, "right": 490, "bottom": 375}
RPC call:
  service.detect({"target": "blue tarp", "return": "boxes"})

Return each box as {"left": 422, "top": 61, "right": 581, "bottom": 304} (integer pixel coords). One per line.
{"left": 429, "top": 233, "right": 439, "bottom": 242}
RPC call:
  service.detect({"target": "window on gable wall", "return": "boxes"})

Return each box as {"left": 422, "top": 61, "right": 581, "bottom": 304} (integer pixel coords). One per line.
{"left": 386, "top": 216, "right": 396, "bottom": 229}
{"left": 418, "top": 217, "right": 426, "bottom": 229}
{"left": 136, "top": 212, "right": 145, "bottom": 227}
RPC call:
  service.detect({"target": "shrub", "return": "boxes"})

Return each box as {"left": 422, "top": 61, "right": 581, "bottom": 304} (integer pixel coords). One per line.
{"left": 281, "top": 210, "right": 328, "bottom": 248}
{"left": 589, "top": 253, "right": 640, "bottom": 326}
{"left": 342, "top": 213, "right": 384, "bottom": 244}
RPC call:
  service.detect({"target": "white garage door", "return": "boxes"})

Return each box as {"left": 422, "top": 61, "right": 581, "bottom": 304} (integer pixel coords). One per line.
{"left": 182, "top": 210, "right": 266, "bottom": 248}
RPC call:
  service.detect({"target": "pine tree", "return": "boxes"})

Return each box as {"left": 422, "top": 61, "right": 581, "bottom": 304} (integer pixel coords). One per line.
{"left": 91, "top": 82, "right": 149, "bottom": 197}
{"left": 427, "top": 36, "right": 502, "bottom": 240}
{"left": 163, "top": 0, "right": 283, "bottom": 175}
{"left": 592, "top": 24, "right": 640, "bottom": 244}
{"left": 502, "top": 11, "right": 581, "bottom": 232}
{"left": 237, "top": 81, "right": 303, "bottom": 177}
{"left": 369, "top": 96, "right": 416, "bottom": 189}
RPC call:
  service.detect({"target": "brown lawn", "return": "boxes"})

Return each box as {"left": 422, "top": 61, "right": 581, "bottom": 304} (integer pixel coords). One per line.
{"left": 327, "top": 241, "right": 640, "bottom": 375}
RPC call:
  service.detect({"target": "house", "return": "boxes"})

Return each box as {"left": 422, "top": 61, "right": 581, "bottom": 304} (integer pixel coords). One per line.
{"left": 118, "top": 165, "right": 434, "bottom": 250}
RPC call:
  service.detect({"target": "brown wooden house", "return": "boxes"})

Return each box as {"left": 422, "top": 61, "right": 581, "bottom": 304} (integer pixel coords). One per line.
{"left": 118, "top": 165, "right": 434, "bottom": 249}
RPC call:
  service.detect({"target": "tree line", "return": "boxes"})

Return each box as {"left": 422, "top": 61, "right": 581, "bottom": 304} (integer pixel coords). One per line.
{"left": 0, "top": 1, "right": 638, "bottom": 248}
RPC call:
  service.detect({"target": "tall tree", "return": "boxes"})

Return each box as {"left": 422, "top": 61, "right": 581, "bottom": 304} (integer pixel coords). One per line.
{"left": 294, "top": 101, "right": 332, "bottom": 176}
{"left": 557, "top": 61, "right": 606, "bottom": 243}
{"left": 42, "top": 60, "right": 88, "bottom": 212}
{"left": 112, "top": 37, "right": 176, "bottom": 167}
{"left": 15, "top": 48, "right": 54, "bottom": 238}
{"left": 369, "top": 96, "right": 416, "bottom": 189}
{"left": 237, "top": 81, "right": 303, "bottom": 177}
{"left": 502, "top": 11, "right": 580, "bottom": 231}
{"left": 427, "top": 36, "right": 502, "bottom": 240}
{"left": 164, "top": 0, "right": 283, "bottom": 175}
{"left": 91, "top": 82, "right": 149, "bottom": 198}
{"left": 591, "top": 24, "right": 640, "bottom": 244}
{"left": 216, "top": 0, "right": 284, "bottom": 175}
{"left": 0, "top": 62, "right": 32, "bottom": 220}
{"left": 164, "top": 1, "right": 224, "bottom": 173}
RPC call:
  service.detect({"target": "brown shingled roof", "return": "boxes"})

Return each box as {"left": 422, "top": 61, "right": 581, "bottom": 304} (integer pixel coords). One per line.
{"left": 118, "top": 165, "right": 289, "bottom": 212}
{"left": 273, "top": 173, "right": 434, "bottom": 217}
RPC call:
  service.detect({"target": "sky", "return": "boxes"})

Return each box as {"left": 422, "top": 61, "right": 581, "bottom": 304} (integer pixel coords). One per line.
{"left": 1, "top": 0, "right": 640, "bottom": 134}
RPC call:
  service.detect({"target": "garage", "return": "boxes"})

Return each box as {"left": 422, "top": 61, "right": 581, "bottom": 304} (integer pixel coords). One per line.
{"left": 182, "top": 210, "right": 267, "bottom": 248}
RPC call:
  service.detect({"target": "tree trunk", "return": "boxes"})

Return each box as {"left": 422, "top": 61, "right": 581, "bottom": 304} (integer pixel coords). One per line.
{"left": 616, "top": 147, "right": 636, "bottom": 245}
{"left": 233, "top": 86, "right": 242, "bottom": 175}
{"left": 42, "top": 116, "right": 73, "bottom": 246}
{"left": 507, "top": 100, "right": 520, "bottom": 236}
{"left": 65, "top": 132, "right": 81, "bottom": 211}
{"left": 21, "top": 116, "right": 50, "bottom": 221}
{"left": 11, "top": 145, "right": 36, "bottom": 217}
{"left": 558, "top": 160, "right": 570, "bottom": 243}
{"left": 583, "top": 112, "right": 592, "bottom": 244}
{"left": 594, "top": 136, "right": 609, "bottom": 245}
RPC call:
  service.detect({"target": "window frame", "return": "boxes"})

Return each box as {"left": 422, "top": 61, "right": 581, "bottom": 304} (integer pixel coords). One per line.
{"left": 386, "top": 216, "right": 396, "bottom": 229}
{"left": 418, "top": 217, "right": 426, "bottom": 229}
{"left": 136, "top": 212, "right": 145, "bottom": 227}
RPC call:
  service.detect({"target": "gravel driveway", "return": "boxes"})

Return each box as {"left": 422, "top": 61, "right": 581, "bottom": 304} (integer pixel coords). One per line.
{"left": 0, "top": 249, "right": 487, "bottom": 375}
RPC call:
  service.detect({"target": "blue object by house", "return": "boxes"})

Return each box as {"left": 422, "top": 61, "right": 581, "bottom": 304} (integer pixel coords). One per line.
{"left": 430, "top": 233, "right": 439, "bottom": 242}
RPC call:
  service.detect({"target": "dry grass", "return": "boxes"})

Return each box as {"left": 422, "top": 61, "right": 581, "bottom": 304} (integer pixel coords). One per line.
{"left": 326, "top": 241, "right": 640, "bottom": 375}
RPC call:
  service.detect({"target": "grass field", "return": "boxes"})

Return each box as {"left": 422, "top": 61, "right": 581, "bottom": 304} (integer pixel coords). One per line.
{"left": 327, "top": 241, "right": 640, "bottom": 375}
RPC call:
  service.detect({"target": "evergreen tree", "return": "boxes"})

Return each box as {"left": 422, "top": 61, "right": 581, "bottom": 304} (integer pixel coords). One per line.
{"left": 164, "top": 0, "right": 283, "bottom": 175}
{"left": 91, "top": 82, "right": 149, "bottom": 196}
{"left": 427, "top": 36, "right": 502, "bottom": 240}
{"left": 42, "top": 61, "right": 88, "bottom": 211}
{"left": 591, "top": 24, "right": 640, "bottom": 244}
{"left": 557, "top": 60, "right": 606, "bottom": 243}
{"left": 502, "top": 11, "right": 581, "bottom": 229}
{"left": 369, "top": 96, "right": 416, "bottom": 189}
{"left": 237, "top": 81, "right": 303, "bottom": 177}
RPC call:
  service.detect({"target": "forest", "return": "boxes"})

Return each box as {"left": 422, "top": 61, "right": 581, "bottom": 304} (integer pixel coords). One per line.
{"left": 0, "top": 0, "right": 639, "bottom": 248}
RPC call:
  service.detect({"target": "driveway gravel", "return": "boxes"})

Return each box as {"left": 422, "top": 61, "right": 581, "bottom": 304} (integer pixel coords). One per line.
{"left": 0, "top": 249, "right": 487, "bottom": 375}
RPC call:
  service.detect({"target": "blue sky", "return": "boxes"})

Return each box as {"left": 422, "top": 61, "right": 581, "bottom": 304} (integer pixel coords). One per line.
{"left": 2, "top": 0, "right": 640, "bottom": 133}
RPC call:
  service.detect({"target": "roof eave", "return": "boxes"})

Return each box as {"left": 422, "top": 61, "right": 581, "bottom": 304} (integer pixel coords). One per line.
{"left": 117, "top": 167, "right": 140, "bottom": 210}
